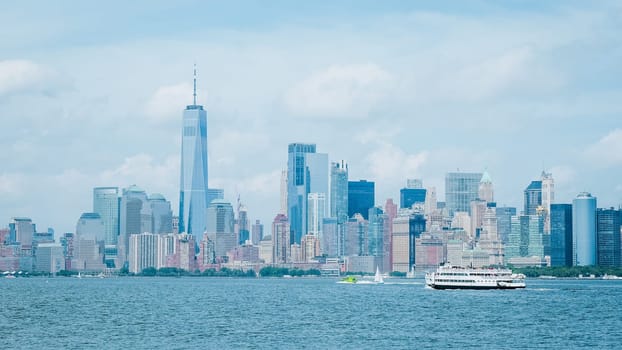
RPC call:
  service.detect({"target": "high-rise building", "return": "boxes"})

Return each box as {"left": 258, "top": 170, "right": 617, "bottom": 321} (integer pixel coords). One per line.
{"left": 76, "top": 213, "right": 105, "bottom": 241}
{"left": 541, "top": 171, "right": 555, "bottom": 233}
{"left": 148, "top": 194, "right": 173, "bottom": 234}
{"left": 424, "top": 187, "right": 437, "bottom": 215}
{"left": 206, "top": 200, "right": 235, "bottom": 261}
{"left": 330, "top": 161, "right": 348, "bottom": 223}
{"left": 524, "top": 181, "right": 542, "bottom": 216}
{"left": 391, "top": 212, "right": 426, "bottom": 272}
{"left": 251, "top": 220, "right": 264, "bottom": 245}
{"left": 348, "top": 180, "right": 375, "bottom": 220}
{"left": 287, "top": 143, "right": 328, "bottom": 244}
{"left": 406, "top": 179, "right": 423, "bottom": 189}
{"left": 383, "top": 199, "right": 398, "bottom": 273}
{"left": 128, "top": 232, "right": 158, "bottom": 274}
{"left": 478, "top": 170, "right": 494, "bottom": 203}
{"left": 93, "top": 187, "right": 119, "bottom": 245}
{"left": 34, "top": 243, "right": 64, "bottom": 273}
{"left": 119, "top": 185, "right": 148, "bottom": 261}
{"left": 550, "top": 204, "right": 573, "bottom": 267}
{"left": 572, "top": 192, "right": 597, "bottom": 266}
{"left": 496, "top": 207, "right": 516, "bottom": 244}
{"left": 368, "top": 207, "right": 386, "bottom": 261}
{"left": 321, "top": 217, "right": 339, "bottom": 257}
{"left": 9, "top": 217, "right": 35, "bottom": 248}
{"left": 206, "top": 188, "right": 224, "bottom": 206}
{"left": 272, "top": 214, "right": 290, "bottom": 264}
{"left": 400, "top": 187, "right": 427, "bottom": 209}
{"left": 345, "top": 214, "right": 368, "bottom": 256}
{"left": 307, "top": 192, "right": 326, "bottom": 244}
{"left": 596, "top": 208, "right": 621, "bottom": 267}
{"left": 505, "top": 215, "right": 545, "bottom": 264}
{"left": 237, "top": 205, "right": 250, "bottom": 245}
{"left": 445, "top": 172, "right": 482, "bottom": 216}
{"left": 179, "top": 67, "right": 209, "bottom": 241}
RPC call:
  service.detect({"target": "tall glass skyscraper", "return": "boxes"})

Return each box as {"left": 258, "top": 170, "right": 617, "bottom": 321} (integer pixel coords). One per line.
{"left": 179, "top": 68, "right": 209, "bottom": 242}
{"left": 348, "top": 180, "right": 375, "bottom": 220}
{"left": 330, "top": 161, "right": 348, "bottom": 224}
{"left": 550, "top": 204, "right": 573, "bottom": 267}
{"left": 596, "top": 208, "right": 621, "bottom": 267}
{"left": 445, "top": 172, "right": 482, "bottom": 216}
{"left": 524, "top": 180, "right": 542, "bottom": 216}
{"left": 572, "top": 192, "right": 597, "bottom": 266}
{"left": 93, "top": 187, "right": 119, "bottom": 245}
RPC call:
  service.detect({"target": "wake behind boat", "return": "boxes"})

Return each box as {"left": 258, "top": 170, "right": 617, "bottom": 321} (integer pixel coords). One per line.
{"left": 425, "top": 265, "right": 526, "bottom": 290}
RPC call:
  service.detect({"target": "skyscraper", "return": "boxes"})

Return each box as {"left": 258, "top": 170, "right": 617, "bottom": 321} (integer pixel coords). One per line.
{"left": 206, "top": 200, "right": 235, "bottom": 260}
{"left": 179, "top": 66, "right": 209, "bottom": 242}
{"left": 148, "top": 194, "right": 173, "bottom": 234}
{"left": 286, "top": 143, "right": 328, "bottom": 244}
{"left": 596, "top": 208, "right": 621, "bottom": 267}
{"left": 119, "top": 185, "right": 148, "bottom": 261}
{"left": 272, "top": 214, "right": 290, "bottom": 264}
{"left": 399, "top": 187, "right": 427, "bottom": 209}
{"left": 307, "top": 192, "right": 327, "bottom": 242}
{"left": 330, "top": 161, "right": 348, "bottom": 223}
{"left": 495, "top": 206, "right": 516, "bottom": 244}
{"left": 541, "top": 171, "right": 555, "bottom": 233}
{"left": 76, "top": 213, "right": 105, "bottom": 241}
{"left": 572, "top": 192, "right": 597, "bottom": 266}
{"left": 524, "top": 180, "right": 542, "bottom": 216}
{"left": 93, "top": 187, "right": 119, "bottom": 245}
{"left": 445, "top": 172, "right": 482, "bottom": 216}
{"left": 348, "top": 180, "right": 375, "bottom": 220}
{"left": 478, "top": 170, "right": 494, "bottom": 203}
{"left": 550, "top": 204, "right": 573, "bottom": 267}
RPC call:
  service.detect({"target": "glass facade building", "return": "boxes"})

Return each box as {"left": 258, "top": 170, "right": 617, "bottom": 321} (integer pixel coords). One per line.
{"left": 550, "top": 204, "right": 573, "bottom": 267}
{"left": 445, "top": 172, "right": 482, "bottom": 216}
{"left": 348, "top": 180, "right": 375, "bottom": 220}
{"left": 596, "top": 208, "right": 621, "bottom": 267}
{"left": 572, "top": 192, "right": 597, "bottom": 266}
{"left": 179, "top": 86, "right": 209, "bottom": 241}
{"left": 524, "top": 181, "right": 542, "bottom": 216}
{"left": 93, "top": 187, "right": 119, "bottom": 245}
{"left": 400, "top": 188, "right": 427, "bottom": 209}
{"left": 330, "top": 161, "right": 348, "bottom": 224}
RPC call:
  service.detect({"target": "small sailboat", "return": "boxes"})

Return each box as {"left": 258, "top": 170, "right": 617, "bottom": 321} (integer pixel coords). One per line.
{"left": 374, "top": 266, "right": 384, "bottom": 284}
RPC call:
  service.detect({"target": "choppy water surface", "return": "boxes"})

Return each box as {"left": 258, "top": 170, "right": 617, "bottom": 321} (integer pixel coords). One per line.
{"left": 1, "top": 277, "right": 621, "bottom": 349}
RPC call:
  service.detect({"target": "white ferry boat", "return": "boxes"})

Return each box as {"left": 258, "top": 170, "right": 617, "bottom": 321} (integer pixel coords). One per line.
{"left": 425, "top": 265, "right": 526, "bottom": 290}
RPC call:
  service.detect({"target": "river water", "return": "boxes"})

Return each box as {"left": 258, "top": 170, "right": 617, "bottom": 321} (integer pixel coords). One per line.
{"left": 1, "top": 277, "right": 621, "bottom": 349}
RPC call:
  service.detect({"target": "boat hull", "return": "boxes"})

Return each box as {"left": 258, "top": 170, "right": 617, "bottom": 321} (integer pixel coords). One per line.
{"left": 427, "top": 283, "right": 525, "bottom": 290}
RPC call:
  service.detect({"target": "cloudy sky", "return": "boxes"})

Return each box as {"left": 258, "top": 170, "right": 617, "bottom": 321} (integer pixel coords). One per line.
{"left": 1, "top": 1, "right": 621, "bottom": 235}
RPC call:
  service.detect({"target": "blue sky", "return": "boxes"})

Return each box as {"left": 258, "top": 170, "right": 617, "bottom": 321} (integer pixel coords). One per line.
{"left": 1, "top": 1, "right": 621, "bottom": 235}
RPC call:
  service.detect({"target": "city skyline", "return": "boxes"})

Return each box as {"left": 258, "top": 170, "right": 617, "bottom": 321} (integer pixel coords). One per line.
{"left": 1, "top": 1, "right": 622, "bottom": 235}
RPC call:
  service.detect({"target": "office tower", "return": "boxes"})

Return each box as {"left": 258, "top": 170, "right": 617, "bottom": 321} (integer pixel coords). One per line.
{"left": 550, "top": 204, "right": 573, "bottom": 267}
{"left": 391, "top": 212, "right": 426, "bottom": 272}
{"left": 206, "top": 188, "right": 224, "bottom": 206}
{"left": 400, "top": 185, "right": 427, "bottom": 209}
{"left": 301, "top": 234, "right": 320, "bottom": 262}
{"left": 368, "top": 207, "right": 385, "bottom": 261}
{"left": 322, "top": 218, "right": 339, "bottom": 257}
{"left": 148, "top": 194, "right": 173, "bottom": 234}
{"left": 541, "top": 171, "right": 555, "bottom": 233}
{"left": 383, "top": 199, "right": 398, "bottom": 273}
{"left": 206, "top": 200, "right": 235, "bottom": 260}
{"left": 477, "top": 204, "right": 504, "bottom": 265}
{"left": 34, "top": 243, "right": 64, "bottom": 273}
{"left": 415, "top": 234, "right": 445, "bottom": 271}
{"left": 597, "top": 208, "right": 621, "bottom": 267}
{"left": 348, "top": 180, "right": 375, "bottom": 220}
{"left": 424, "top": 187, "right": 437, "bottom": 215}
{"left": 9, "top": 217, "right": 35, "bottom": 248}
{"left": 179, "top": 67, "right": 209, "bottom": 240}
{"left": 572, "top": 192, "right": 597, "bottom": 266}
{"left": 128, "top": 232, "right": 158, "bottom": 274}
{"left": 505, "top": 215, "right": 544, "bottom": 264}
{"left": 280, "top": 170, "right": 287, "bottom": 215}
{"left": 237, "top": 205, "right": 250, "bottom": 245}
{"left": 74, "top": 237, "right": 106, "bottom": 272}
{"left": 287, "top": 143, "right": 328, "bottom": 244}
{"left": 524, "top": 180, "right": 542, "bottom": 216}
{"left": 445, "top": 172, "right": 482, "bottom": 216}
{"left": 345, "top": 214, "right": 368, "bottom": 256}
{"left": 330, "top": 161, "right": 349, "bottom": 223}
{"left": 496, "top": 207, "right": 517, "bottom": 244}
{"left": 406, "top": 179, "right": 423, "bottom": 189}
{"left": 259, "top": 236, "right": 273, "bottom": 264}
{"left": 451, "top": 212, "right": 471, "bottom": 236}
{"left": 76, "top": 213, "right": 105, "bottom": 241}
{"left": 478, "top": 170, "right": 494, "bottom": 203}
{"left": 119, "top": 185, "right": 148, "bottom": 260}
{"left": 93, "top": 187, "right": 119, "bottom": 245}
{"left": 307, "top": 192, "right": 326, "bottom": 252}
{"left": 251, "top": 220, "right": 264, "bottom": 245}
{"left": 272, "top": 214, "right": 290, "bottom": 264}
{"left": 470, "top": 199, "right": 487, "bottom": 239}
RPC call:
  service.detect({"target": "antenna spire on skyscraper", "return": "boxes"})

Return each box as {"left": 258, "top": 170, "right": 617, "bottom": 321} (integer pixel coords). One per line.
{"left": 193, "top": 63, "right": 197, "bottom": 106}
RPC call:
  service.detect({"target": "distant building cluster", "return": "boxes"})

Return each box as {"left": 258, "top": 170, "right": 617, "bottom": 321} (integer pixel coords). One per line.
{"left": 2, "top": 72, "right": 621, "bottom": 276}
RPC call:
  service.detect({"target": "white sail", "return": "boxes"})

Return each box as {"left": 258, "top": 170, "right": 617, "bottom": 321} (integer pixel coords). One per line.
{"left": 374, "top": 266, "right": 384, "bottom": 284}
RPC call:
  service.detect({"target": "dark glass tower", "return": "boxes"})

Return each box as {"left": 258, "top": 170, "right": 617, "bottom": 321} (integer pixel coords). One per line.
{"left": 597, "top": 208, "right": 621, "bottom": 267}
{"left": 524, "top": 181, "right": 542, "bottom": 216}
{"left": 550, "top": 204, "right": 573, "bottom": 267}
{"left": 348, "top": 180, "right": 375, "bottom": 220}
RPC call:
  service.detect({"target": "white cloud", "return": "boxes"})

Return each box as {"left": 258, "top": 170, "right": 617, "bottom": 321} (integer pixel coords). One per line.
{"left": 584, "top": 129, "right": 622, "bottom": 167}
{"left": 366, "top": 143, "right": 428, "bottom": 184}
{"left": 144, "top": 83, "right": 194, "bottom": 123}
{"left": 284, "top": 63, "right": 392, "bottom": 118}
{"left": 0, "top": 173, "right": 22, "bottom": 197}
{"left": 548, "top": 165, "right": 576, "bottom": 185}
{"left": 0, "top": 59, "right": 67, "bottom": 97}
{"left": 100, "top": 154, "right": 180, "bottom": 197}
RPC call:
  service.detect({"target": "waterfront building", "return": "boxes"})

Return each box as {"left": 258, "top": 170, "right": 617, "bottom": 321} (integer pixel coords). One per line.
{"left": 330, "top": 161, "right": 349, "bottom": 224}
{"left": 228, "top": 242, "right": 260, "bottom": 264}
{"left": 148, "top": 194, "right": 173, "bottom": 234}
{"left": 9, "top": 217, "right": 35, "bottom": 249}
{"left": 237, "top": 205, "right": 250, "bottom": 245}
{"left": 321, "top": 218, "right": 339, "bottom": 257}
{"left": 206, "top": 200, "right": 236, "bottom": 262}
{"left": 259, "top": 236, "right": 273, "bottom": 264}
{"left": 572, "top": 192, "right": 597, "bottom": 266}
{"left": 415, "top": 234, "right": 445, "bottom": 272}
{"left": 290, "top": 243, "right": 302, "bottom": 263}
{"left": 287, "top": 143, "right": 328, "bottom": 244}
{"left": 368, "top": 207, "right": 386, "bottom": 262}
{"left": 445, "top": 172, "right": 482, "bottom": 216}
{"left": 272, "top": 214, "right": 290, "bottom": 264}
{"left": 348, "top": 180, "right": 375, "bottom": 220}
{"left": 446, "top": 240, "right": 464, "bottom": 266}
{"left": 391, "top": 211, "right": 426, "bottom": 272}
{"left": 34, "top": 243, "right": 64, "bottom": 273}
{"left": 424, "top": 186, "right": 437, "bottom": 216}
{"left": 93, "top": 187, "right": 120, "bottom": 245}
{"left": 307, "top": 192, "right": 327, "bottom": 242}
{"left": 179, "top": 67, "right": 209, "bottom": 241}
{"left": 347, "top": 255, "right": 378, "bottom": 274}
{"left": 119, "top": 185, "right": 148, "bottom": 261}
{"left": 550, "top": 204, "right": 573, "bottom": 267}
{"left": 541, "top": 172, "right": 555, "bottom": 233}
{"left": 505, "top": 215, "right": 545, "bottom": 266}
{"left": 74, "top": 237, "right": 105, "bottom": 272}
{"left": 383, "top": 199, "right": 398, "bottom": 273}
{"left": 128, "top": 232, "right": 158, "bottom": 274}
{"left": 251, "top": 220, "right": 264, "bottom": 245}
{"left": 345, "top": 214, "right": 368, "bottom": 256}
{"left": 596, "top": 208, "right": 621, "bottom": 267}
{"left": 301, "top": 234, "right": 320, "bottom": 262}
{"left": 76, "top": 213, "right": 105, "bottom": 242}
{"left": 524, "top": 180, "right": 542, "bottom": 216}
{"left": 478, "top": 170, "right": 494, "bottom": 203}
